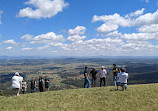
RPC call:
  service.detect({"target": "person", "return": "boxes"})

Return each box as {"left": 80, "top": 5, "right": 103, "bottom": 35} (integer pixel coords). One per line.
{"left": 112, "top": 64, "right": 119, "bottom": 89}
{"left": 45, "top": 76, "right": 50, "bottom": 91}
{"left": 39, "top": 76, "right": 44, "bottom": 92}
{"left": 30, "top": 77, "right": 36, "bottom": 93}
{"left": 90, "top": 67, "right": 98, "bottom": 87}
{"left": 21, "top": 79, "right": 27, "bottom": 94}
{"left": 99, "top": 66, "right": 107, "bottom": 87}
{"left": 84, "top": 66, "right": 91, "bottom": 88}
{"left": 117, "top": 68, "right": 128, "bottom": 91}
{"left": 11, "top": 72, "right": 23, "bottom": 96}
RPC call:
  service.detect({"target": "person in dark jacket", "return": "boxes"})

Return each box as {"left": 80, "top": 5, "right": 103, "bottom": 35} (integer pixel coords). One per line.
{"left": 30, "top": 77, "right": 36, "bottom": 93}
{"left": 39, "top": 76, "right": 44, "bottom": 92}
{"left": 45, "top": 76, "right": 50, "bottom": 91}
{"left": 90, "top": 67, "right": 98, "bottom": 87}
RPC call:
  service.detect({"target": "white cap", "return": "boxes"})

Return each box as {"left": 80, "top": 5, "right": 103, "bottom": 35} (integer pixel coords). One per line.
{"left": 15, "top": 72, "right": 19, "bottom": 76}
{"left": 101, "top": 66, "right": 104, "bottom": 68}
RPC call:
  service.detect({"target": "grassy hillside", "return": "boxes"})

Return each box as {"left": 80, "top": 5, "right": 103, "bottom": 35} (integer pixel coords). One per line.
{"left": 0, "top": 84, "right": 158, "bottom": 111}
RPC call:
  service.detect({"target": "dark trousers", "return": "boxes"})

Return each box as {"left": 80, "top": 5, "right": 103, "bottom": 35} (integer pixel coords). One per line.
{"left": 100, "top": 77, "right": 106, "bottom": 87}
{"left": 39, "top": 87, "right": 43, "bottom": 92}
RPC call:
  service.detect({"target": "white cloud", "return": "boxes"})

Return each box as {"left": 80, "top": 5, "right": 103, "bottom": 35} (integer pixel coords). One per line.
{"left": 92, "top": 9, "right": 158, "bottom": 34}
{"left": 22, "top": 47, "right": 32, "bottom": 51}
{"left": 134, "top": 10, "right": 158, "bottom": 26}
{"left": 30, "top": 32, "right": 64, "bottom": 44}
{"left": 67, "top": 35, "right": 86, "bottom": 41}
{"left": 18, "top": 0, "right": 68, "bottom": 19}
{"left": 97, "top": 24, "right": 118, "bottom": 33}
{"left": 138, "top": 24, "right": 158, "bottom": 33}
{"left": 106, "top": 30, "right": 122, "bottom": 37}
{"left": 67, "top": 26, "right": 87, "bottom": 41}
{"left": 37, "top": 45, "right": 50, "bottom": 50}
{"left": 122, "top": 32, "right": 158, "bottom": 41}
{"left": 3, "top": 40, "right": 17, "bottom": 45}
{"left": 68, "top": 26, "right": 86, "bottom": 35}
{"left": 21, "top": 34, "right": 33, "bottom": 41}
{"left": 125, "top": 8, "right": 145, "bottom": 18}
{"left": 6, "top": 46, "right": 13, "bottom": 50}
{"left": 92, "top": 13, "right": 132, "bottom": 27}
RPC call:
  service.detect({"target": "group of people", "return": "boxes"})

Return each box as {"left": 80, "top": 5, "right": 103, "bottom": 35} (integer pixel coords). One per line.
{"left": 83, "top": 64, "right": 128, "bottom": 90}
{"left": 29, "top": 76, "right": 50, "bottom": 93}
{"left": 11, "top": 73, "right": 50, "bottom": 96}
{"left": 11, "top": 64, "right": 128, "bottom": 96}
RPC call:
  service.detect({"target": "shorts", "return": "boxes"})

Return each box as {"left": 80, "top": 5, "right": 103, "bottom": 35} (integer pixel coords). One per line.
{"left": 22, "top": 87, "right": 26, "bottom": 91}
{"left": 119, "top": 83, "right": 127, "bottom": 88}
{"left": 91, "top": 77, "right": 97, "bottom": 83}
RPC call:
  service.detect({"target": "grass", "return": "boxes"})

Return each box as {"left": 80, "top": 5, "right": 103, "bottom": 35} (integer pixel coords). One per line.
{"left": 0, "top": 84, "right": 158, "bottom": 111}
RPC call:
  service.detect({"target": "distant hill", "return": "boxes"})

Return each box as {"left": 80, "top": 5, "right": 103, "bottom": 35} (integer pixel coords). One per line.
{"left": 0, "top": 84, "right": 158, "bottom": 111}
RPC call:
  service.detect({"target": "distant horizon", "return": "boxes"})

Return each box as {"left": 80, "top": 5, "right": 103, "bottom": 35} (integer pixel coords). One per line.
{"left": 0, "top": 55, "right": 158, "bottom": 59}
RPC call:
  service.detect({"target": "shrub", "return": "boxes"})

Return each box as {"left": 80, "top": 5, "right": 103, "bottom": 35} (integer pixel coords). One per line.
{"left": 0, "top": 90, "right": 4, "bottom": 96}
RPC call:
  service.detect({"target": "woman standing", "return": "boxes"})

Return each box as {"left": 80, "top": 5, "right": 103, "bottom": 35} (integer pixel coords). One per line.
{"left": 45, "top": 76, "right": 50, "bottom": 91}
{"left": 11, "top": 72, "right": 23, "bottom": 96}
{"left": 39, "top": 76, "right": 44, "bottom": 92}
{"left": 30, "top": 77, "right": 36, "bottom": 93}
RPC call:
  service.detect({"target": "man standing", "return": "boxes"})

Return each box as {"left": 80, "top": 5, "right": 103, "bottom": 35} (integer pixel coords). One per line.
{"left": 90, "top": 67, "right": 98, "bottom": 87}
{"left": 30, "top": 77, "right": 36, "bottom": 93}
{"left": 84, "top": 66, "right": 91, "bottom": 88}
{"left": 11, "top": 72, "right": 23, "bottom": 96}
{"left": 99, "top": 66, "right": 107, "bottom": 87}
{"left": 117, "top": 68, "right": 128, "bottom": 91}
{"left": 112, "top": 64, "right": 119, "bottom": 87}
{"left": 45, "top": 76, "right": 50, "bottom": 91}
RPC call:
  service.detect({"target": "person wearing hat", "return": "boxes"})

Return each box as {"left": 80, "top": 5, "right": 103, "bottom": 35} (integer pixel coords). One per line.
{"left": 90, "top": 67, "right": 98, "bottom": 87}
{"left": 99, "top": 66, "right": 107, "bottom": 87}
{"left": 11, "top": 72, "right": 23, "bottom": 96}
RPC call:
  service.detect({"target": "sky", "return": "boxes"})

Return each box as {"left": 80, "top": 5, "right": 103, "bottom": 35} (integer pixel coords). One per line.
{"left": 0, "top": 0, "right": 158, "bottom": 57}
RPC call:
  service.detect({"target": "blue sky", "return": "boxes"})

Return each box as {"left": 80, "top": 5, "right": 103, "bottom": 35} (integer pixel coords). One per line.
{"left": 0, "top": 0, "right": 158, "bottom": 57}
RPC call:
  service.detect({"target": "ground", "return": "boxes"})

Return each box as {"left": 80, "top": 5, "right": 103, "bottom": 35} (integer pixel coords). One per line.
{"left": 0, "top": 84, "right": 158, "bottom": 111}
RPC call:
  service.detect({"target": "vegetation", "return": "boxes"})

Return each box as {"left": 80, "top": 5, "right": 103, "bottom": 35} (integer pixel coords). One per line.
{"left": 0, "top": 90, "right": 4, "bottom": 96}
{"left": 0, "top": 84, "right": 158, "bottom": 111}
{"left": 0, "top": 58, "right": 158, "bottom": 96}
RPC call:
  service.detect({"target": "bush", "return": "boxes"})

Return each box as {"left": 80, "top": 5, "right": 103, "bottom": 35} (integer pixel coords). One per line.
{"left": 0, "top": 90, "right": 4, "bottom": 96}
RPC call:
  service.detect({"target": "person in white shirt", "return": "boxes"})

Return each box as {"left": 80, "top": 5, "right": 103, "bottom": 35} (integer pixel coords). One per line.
{"left": 117, "top": 68, "right": 128, "bottom": 90}
{"left": 11, "top": 72, "right": 23, "bottom": 96}
{"left": 99, "top": 66, "right": 107, "bottom": 87}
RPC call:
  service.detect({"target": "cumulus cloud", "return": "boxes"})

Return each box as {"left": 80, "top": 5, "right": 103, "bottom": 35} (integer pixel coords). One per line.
{"left": 3, "top": 40, "right": 17, "bottom": 45}
{"left": 97, "top": 24, "right": 118, "bottom": 33}
{"left": 22, "top": 47, "right": 32, "bottom": 51}
{"left": 68, "top": 26, "right": 86, "bottom": 35}
{"left": 92, "top": 9, "right": 158, "bottom": 34}
{"left": 122, "top": 32, "right": 158, "bottom": 41}
{"left": 37, "top": 45, "right": 50, "bottom": 50}
{"left": 125, "top": 8, "right": 145, "bottom": 18}
{"left": 67, "top": 26, "right": 87, "bottom": 41}
{"left": 138, "top": 24, "right": 158, "bottom": 33}
{"left": 21, "top": 34, "right": 33, "bottom": 41}
{"left": 67, "top": 35, "right": 86, "bottom": 41}
{"left": 30, "top": 32, "right": 64, "bottom": 44}
{"left": 6, "top": 46, "right": 13, "bottom": 50}
{"left": 18, "top": 0, "right": 69, "bottom": 19}
{"left": 106, "top": 30, "right": 122, "bottom": 37}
